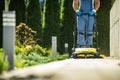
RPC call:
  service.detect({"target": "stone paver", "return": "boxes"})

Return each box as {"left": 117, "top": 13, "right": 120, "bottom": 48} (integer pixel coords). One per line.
{"left": 0, "top": 59, "right": 120, "bottom": 80}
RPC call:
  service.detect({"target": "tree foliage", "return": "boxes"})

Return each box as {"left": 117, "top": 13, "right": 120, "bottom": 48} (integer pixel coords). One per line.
{"left": 0, "top": 0, "right": 4, "bottom": 48}
{"left": 43, "top": 0, "right": 60, "bottom": 48}
{"left": 0, "top": 0, "right": 116, "bottom": 55}
{"left": 9, "top": 0, "right": 25, "bottom": 25}
{"left": 58, "top": 0, "right": 75, "bottom": 53}
{"left": 26, "top": 0, "right": 42, "bottom": 45}
{"left": 97, "top": 0, "right": 112, "bottom": 55}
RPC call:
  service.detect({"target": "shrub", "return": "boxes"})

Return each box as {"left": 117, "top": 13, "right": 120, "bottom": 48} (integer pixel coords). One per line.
{"left": 33, "top": 44, "right": 49, "bottom": 56}
{"left": 0, "top": 48, "right": 8, "bottom": 74}
{"left": 24, "top": 45, "right": 33, "bottom": 55}
{"left": 16, "top": 23, "right": 36, "bottom": 47}
{"left": 57, "top": 53, "right": 69, "bottom": 60}
{"left": 23, "top": 52, "right": 51, "bottom": 67}
{"left": 15, "top": 46, "right": 25, "bottom": 55}
{"left": 14, "top": 54, "right": 25, "bottom": 68}
{"left": 16, "top": 45, "right": 34, "bottom": 55}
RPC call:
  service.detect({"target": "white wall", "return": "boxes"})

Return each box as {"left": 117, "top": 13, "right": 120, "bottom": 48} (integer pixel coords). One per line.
{"left": 110, "top": 0, "right": 120, "bottom": 59}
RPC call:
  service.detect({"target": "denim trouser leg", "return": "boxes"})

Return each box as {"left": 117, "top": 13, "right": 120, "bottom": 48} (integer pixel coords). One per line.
{"left": 86, "top": 16, "right": 95, "bottom": 46}
{"left": 86, "top": 35, "right": 93, "bottom": 46}
{"left": 77, "top": 16, "right": 86, "bottom": 47}
{"left": 77, "top": 15, "right": 95, "bottom": 47}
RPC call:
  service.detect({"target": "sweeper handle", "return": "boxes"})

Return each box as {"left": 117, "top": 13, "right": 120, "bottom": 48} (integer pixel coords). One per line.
{"left": 77, "top": 12, "right": 95, "bottom": 16}
{"left": 81, "top": 12, "right": 89, "bottom": 15}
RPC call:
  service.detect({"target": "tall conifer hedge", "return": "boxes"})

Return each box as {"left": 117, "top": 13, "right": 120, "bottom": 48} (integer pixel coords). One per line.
{"left": 0, "top": 0, "right": 116, "bottom": 55}
{"left": 0, "top": 0, "right": 4, "bottom": 48}
{"left": 26, "top": 0, "right": 42, "bottom": 45}
{"left": 97, "top": 0, "right": 112, "bottom": 56}
{"left": 43, "top": 0, "right": 60, "bottom": 48}
{"left": 58, "top": 0, "right": 75, "bottom": 54}
{"left": 9, "top": 0, "right": 25, "bottom": 25}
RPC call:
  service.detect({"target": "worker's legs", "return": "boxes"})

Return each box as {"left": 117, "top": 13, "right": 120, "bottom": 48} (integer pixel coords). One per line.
{"left": 86, "top": 16, "right": 95, "bottom": 47}
{"left": 77, "top": 16, "right": 86, "bottom": 47}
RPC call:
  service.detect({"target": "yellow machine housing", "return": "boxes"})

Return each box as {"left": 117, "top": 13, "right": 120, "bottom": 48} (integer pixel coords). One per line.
{"left": 75, "top": 48, "right": 97, "bottom": 53}
{"left": 71, "top": 48, "right": 99, "bottom": 58}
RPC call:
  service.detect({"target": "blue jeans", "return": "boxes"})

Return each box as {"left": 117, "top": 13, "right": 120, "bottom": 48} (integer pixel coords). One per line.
{"left": 77, "top": 15, "right": 95, "bottom": 47}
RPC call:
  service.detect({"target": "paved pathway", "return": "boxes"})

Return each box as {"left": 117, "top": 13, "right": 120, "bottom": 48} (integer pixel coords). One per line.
{"left": 0, "top": 58, "right": 120, "bottom": 80}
